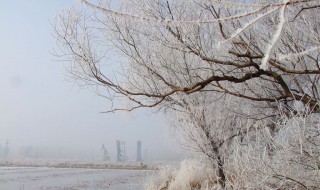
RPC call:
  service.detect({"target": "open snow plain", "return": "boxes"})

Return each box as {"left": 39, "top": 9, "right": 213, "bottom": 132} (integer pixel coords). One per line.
{"left": 0, "top": 167, "right": 154, "bottom": 190}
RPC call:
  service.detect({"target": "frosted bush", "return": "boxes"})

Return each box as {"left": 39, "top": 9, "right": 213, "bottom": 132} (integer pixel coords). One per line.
{"left": 169, "top": 160, "right": 215, "bottom": 190}
{"left": 144, "top": 164, "right": 177, "bottom": 190}
{"left": 144, "top": 160, "right": 216, "bottom": 190}
{"left": 227, "top": 112, "right": 320, "bottom": 189}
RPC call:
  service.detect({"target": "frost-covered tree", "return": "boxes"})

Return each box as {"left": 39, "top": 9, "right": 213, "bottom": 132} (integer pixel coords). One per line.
{"left": 53, "top": 0, "right": 320, "bottom": 115}
{"left": 53, "top": 1, "right": 320, "bottom": 188}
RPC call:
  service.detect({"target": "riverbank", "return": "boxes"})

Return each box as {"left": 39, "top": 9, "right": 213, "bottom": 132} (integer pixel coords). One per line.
{"left": 0, "top": 161, "right": 159, "bottom": 170}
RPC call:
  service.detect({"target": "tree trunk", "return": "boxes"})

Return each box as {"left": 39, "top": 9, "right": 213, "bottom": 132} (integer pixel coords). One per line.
{"left": 216, "top": 155, "right": 226, "bottom": 189}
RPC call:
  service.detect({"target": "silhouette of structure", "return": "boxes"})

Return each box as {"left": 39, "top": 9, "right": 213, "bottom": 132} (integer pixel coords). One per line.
{"left": 136, "top": 141, "right": 142, "bottom": 162}
{"left": 101, "top": 144, "right": 110, "bottom": 161}
{"left": 5, "top": 140, "right": 9, "bottom": 160}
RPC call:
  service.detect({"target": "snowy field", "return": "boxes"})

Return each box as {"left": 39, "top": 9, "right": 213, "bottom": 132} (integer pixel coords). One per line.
{"left": 0, "top": 167, "right": 155, "bottom": 190}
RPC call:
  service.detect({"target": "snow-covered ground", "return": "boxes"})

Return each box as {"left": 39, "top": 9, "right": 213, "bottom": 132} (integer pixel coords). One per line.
{"left": 0, "top": 167, "right": 155, "bottom": 190}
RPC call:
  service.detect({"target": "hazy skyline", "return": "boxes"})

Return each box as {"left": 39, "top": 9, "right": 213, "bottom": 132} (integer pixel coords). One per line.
{"left": 0, "top": 1, "right": 182, "bottom": 162}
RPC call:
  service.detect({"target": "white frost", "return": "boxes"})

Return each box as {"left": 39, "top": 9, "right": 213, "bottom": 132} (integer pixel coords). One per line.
{"left": 260, "top": 0, "right": 288, "bottom": 70}
{"left": 279, "top": 46, "right": 320, "bottom": 61}
{"left": 222, "top": 7, "right": 280, "bottom": 44}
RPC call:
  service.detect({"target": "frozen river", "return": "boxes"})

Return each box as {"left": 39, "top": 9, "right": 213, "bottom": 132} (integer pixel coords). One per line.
{"left": 0, "top": 167, "right": 155, "bottom": 190}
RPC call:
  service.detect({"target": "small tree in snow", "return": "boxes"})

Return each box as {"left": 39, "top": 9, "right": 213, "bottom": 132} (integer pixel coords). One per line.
{"left": 167, "top": 92, "right": 259, "bottom": 188}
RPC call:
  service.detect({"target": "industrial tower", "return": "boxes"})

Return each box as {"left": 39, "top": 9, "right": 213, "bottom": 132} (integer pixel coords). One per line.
{"left": 136, "top": 141, "right": 142, "bottom": 162}
{"left": 116, "top": 140, "right": 126, "bottom": 162}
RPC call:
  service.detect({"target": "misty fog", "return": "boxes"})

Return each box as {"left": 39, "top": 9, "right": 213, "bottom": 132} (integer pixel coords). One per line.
{"left": 0, "top": 1, "right": 184, "bottom": 164}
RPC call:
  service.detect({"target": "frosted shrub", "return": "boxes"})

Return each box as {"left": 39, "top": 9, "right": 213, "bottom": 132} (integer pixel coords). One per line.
{"left": 169, "top": 160, "right": 215, "bottom": 190}
{"left": 228, "top": 112, "right": 320, "bottom": 189}
{"left": 269, "top": 113, "right": 320, "bottom": 189}
{"left": 144, "top": 165, "right": 177, "bottom": 190}
{"left": 144, "top": 160, "right": 215, "bottom": 190}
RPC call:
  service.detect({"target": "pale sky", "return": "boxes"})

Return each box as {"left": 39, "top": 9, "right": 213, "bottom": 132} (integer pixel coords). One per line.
{"left": 0, "top": 1, "right": 182, "bottom": 162}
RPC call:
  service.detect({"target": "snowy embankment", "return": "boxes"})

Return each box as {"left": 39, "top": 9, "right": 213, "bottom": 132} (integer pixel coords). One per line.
{"left": 0, "top": 161, "right": 157, "bottom": 170}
